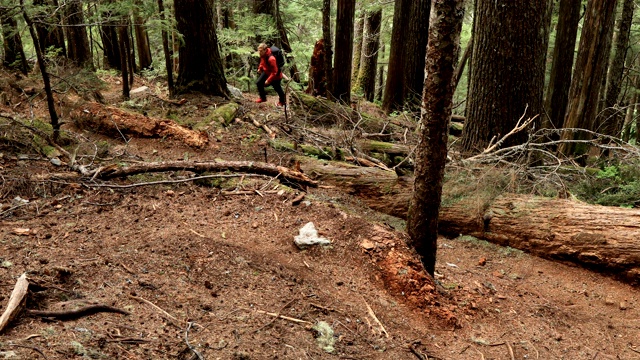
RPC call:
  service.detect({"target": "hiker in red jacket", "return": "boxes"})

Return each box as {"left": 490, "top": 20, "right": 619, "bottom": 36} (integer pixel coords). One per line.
{"left": 255, "top": 43, "right": 286, "bottom": 107}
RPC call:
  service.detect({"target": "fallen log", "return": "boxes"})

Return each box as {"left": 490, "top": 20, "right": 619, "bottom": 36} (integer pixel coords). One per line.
{"left": 97, "top": 160, "right": 318, "bottom": 188}
{"left": 70, "top": 102, "right": 208, "bottom": 148}
{"left": 298, "top": 158, "right": 640, "bottom": 282}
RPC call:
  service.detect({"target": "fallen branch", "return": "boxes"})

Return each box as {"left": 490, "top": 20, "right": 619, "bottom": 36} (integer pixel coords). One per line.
{"left": 184, "top": 322, "right": 204, "bottom": 360}
{"left": 0, "top": 273, "right": 29, "bottom": 334}
{"left": 363, "top": 297, "right": 389, "bottom": 338}
{"left": 247, "top": 114, "right": 276, "bottom": 139}
{"left": 249, "top": 308, "right": 312, "bottom": 325}
{"left": 27, "top": 304, "right": 130, "bottom": 320}
{"left": 8, "top": 344, "right": 48, "bottom": 359}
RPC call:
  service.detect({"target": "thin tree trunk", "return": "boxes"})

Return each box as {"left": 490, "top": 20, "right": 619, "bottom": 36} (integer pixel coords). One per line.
{"left": 375, "top": 43, "right": 385, "bottom": 102}
{"left": 33, "top": 0, "right": 66, "bottom": 58}
{"left": 20, "top": 0, "right": 59, "bottom": 141}
{"left": 351, "top": 11, "right": 365, "bottom": 87}
{"left": 65, "top": 0, "right": 93, "bottom": 69}
{"left": 407, "top": 0, "right": 464, "bottom": 276}
{"left": 382, "top": 0, "right": 411, "bottom": 113}
{"left": 602, "top": 0, "right": 634, "bottom": 137}
{"left": 157, "top": 0, "right": 174, "bottom": 96}
{"left": 453, "top": 36, "right": 472, "bottom": 91}
{"left": 357, "top": 9, "right": 382, "bottom": 102}
{"left": 119, "top": 20, "right": 131, "bottom": 99}
{"left": 322, "top": 0, "right": 333, "bottom": 99}
{"left": 403, "top": 0, "right": 430, "bottom": 111}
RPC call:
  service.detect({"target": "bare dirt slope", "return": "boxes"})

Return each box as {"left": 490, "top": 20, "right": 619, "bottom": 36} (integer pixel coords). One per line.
{"left": 1, "top": 76, "right": 639, "bottom": 360}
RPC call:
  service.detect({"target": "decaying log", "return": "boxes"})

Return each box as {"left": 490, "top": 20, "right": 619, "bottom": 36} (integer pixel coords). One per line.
{"left": 70, "top": 102, "right": 208, "bottom": 148}
{"left": 98, "top": 160, "right": 317, "bottom": 188}
{"left": 0, "top": 273, "right": 29, "bottom": 334}
{"left": 298, "top": 157, "right": 640, "bottom": 282}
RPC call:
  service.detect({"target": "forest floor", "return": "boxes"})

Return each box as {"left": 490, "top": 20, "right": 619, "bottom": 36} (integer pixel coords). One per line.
{"left": 1, "top": 72, "right": 640, "bottom": 360}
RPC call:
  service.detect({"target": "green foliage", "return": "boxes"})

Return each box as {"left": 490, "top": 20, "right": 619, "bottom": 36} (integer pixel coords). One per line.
{"left": 571, "top": 162, "right": 640, "bottom": 208}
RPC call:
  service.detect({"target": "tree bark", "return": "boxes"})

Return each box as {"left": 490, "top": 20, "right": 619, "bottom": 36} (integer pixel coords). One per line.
{"left": 382, "top": 0, "right": 411, "bottom": 113}
{"left": 322, "top": 0, "right": 333, "bottom": 99}
{"left": 357, "top": 9, "right": 382, "bottom": 102}
{"left": 33, "top": 0, "right": 66, "bottom": 59}
{"left": 407, "top": 0, "right": 464, "bottom": 276}
{"left": 543, "top": 0, "right": 581, "bottom": 131}
{"left": 403, "top": 0, "right": 430, "bottom": 110}
{"left": 157, "top": 0, "right": 174, "bottom": 96}
{"left": 133, "top": 0, "right": 153, "bottom": 71}
{"left": 602, "top": 0, "right": 634, "bottom": 137}
{"left": 64, "top": 0, "right": 93, "bottom": 69}
{"left": 560, "top": 0, "right": 618, "bottom": 156}
{"left": 174, "top": 0, "right": 229, "bottom": 97}
{"left": 351, "top": 11, "right": 365, "bottom": 88}
{"left": 461, "top": 1, "right": 548, "bottom": 153}
{"left": 1, "top": 12, "right": 29, "bottom": 74}
{"left": 332, "top": 0, "right": 356, "bottom": 104}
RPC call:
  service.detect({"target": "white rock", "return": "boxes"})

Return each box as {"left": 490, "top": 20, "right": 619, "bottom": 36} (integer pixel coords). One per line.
{"left": 294, "top": 222, "right": 331, "bottom": 249}
{"left": 130, "top": 86, "right": 149, "bottom": 95}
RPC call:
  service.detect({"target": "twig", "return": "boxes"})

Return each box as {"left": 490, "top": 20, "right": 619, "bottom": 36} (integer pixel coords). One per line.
{"left": 184, "top": 322, "right": 204, "bottom": 360}
{"left": 0, "top": 273, "right": 29, "bottom": 333}
{"left": 105, "top": 337, "right": 150, "bottom": 344}
{"left": 363, "top": 297, "right": 389, "bottom": 338}
{"left": 28, "top": 305, "right": 130, "bottom": 320}
{"left": 254, "top": 299, "right": 297, "bottom": 333}
{"left": 8, "top": 344, "right": 48, "bottom": 359}
{"left": 629, "top": 345, "right": 640, "bottom": 354}
{"left": 128, "top": 294, "right": 180, "bottom": 324}
{"left": 505, "top": 342, "right": 515, "bottom": 360}
{"left": 526, "top": 340, "right": 539, "bottom": 359}
{"left": 474, "top": 347, "right": 486, "bottom": 360}
{"left": 290, "top": 192, "right": 306, "bottom": 205}
{"left": 248, "top": 308, "right": 312, "bottom": 325}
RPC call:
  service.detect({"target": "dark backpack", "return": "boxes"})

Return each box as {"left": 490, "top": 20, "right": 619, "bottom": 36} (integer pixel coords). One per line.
{"left": 269, "top": 46, "right": 285, "bottom": 74}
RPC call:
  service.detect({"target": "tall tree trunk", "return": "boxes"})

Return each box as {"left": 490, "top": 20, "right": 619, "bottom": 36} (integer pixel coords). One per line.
{"left": 453, "top": 36, "right": 472, "bottom": 91}
{"left": 408, "top": 0, "right": 464, "bottom": 277}
{"left": 322, "top": 0, "right": 333, "bottom": 99}
{"left": 175, "top": 0, "right": 229, "bottom": 97}
{"left": 133, "top": 1, "right": 153, "bottom": 71}
{"left": 543, "top": 0, "right": 581, "bottom": 131}
{"left": 305, "top": 39, "right": 326, "bottom": 96}
{"left": 157, "top": 0, "right": 174, "bottom": 96}
{"left": 65, "top": 0, "right": 93, "bottom": 69}
{"left": 357, "top": 9, "right": 382, "bottom": 102}
{"left": 461, "top": 1, "right": 549, "bottom": 153}
{"left": 351, "top": 11, "right": 364, "bottom": 87}
{"left": 99, "top": 1, "right": 121, "bottom": 70}
{"left": 382, "top": 0, "right": 411, "bottom": 113}
{"left": 560, "top": 0, "right": 618, "bottom": 156}
{"left": 602, "top": 0, "right": 634, "bottom": 137}
{"left": 20, "top": 0, "right": 59, "bottom": 141}
{"left": 403, "top": 0, "right": 430, "bottom": 111}
{"left": 1, "top": 13, "right": 29, "bottom": 74}
{"left": 375, "top": 43, "right": 385, "bottom": 102}
{"left": 119, "top": 19, "right": 131, "bottom": 99}
{"left": 33, "top": 0, "right": 66, "bottom": 59}
{"left": 332, "top": 0, "right": 356, "bottom": 104}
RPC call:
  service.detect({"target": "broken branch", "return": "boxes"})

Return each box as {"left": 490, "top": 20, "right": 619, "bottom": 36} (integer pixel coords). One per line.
{"left": 27, "top": 304, "right": 130, "bottom": 320}
{"left": 0, "top": 273, "right": 29, "bottom": 334}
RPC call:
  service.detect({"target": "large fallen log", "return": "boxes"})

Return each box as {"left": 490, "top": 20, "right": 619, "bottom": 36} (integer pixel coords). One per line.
{"left": 299, "top": 158, "right": 640, "bottom": 282}
{"left": 70, "top": 102, "right": 208, "bottom": 148}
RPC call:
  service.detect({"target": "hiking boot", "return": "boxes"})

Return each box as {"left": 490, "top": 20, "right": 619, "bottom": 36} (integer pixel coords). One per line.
{"left": 255, "top": 98, "right": 267, "bottom": 103}
{"left": 276, "top": 101, "right": 286, "bottom": 107}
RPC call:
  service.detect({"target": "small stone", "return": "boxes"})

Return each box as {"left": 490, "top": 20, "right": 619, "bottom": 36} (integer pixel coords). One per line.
{"left": 619, "top": 301, "right": 628, "bottom": 310}
{"left": 605, "top": 297, "right": 615, "bottom": 306}
{"left": 251, "top": 222, "right": 258, "bottom": 229}
{"left": 166, "top": 190, "right": 175, "bottom": 196}
{"left": 478, "top": 257, "right": 486, "bottom": 266}
{"left": 360, "top": 239, "right": 375, "bottom": 250}
{"left": 50, "top": 157, "right": 62, "bottom": 166}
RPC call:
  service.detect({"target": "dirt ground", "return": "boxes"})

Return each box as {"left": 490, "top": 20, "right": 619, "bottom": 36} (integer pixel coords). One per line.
{"left": 1, "top": 74, "right": 640, "bottom": 360}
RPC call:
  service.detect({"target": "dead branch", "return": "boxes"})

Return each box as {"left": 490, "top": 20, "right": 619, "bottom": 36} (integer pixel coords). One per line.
{"left": 7, "top": 344, "right": 48, "bottom": 359}
{"left": 0, "top": 273, "right": 29, "bottom": 334}
{"left": 128, "top": 294, "right": 180, "bottom": 325}
{"left": 27, "top": 304, "right": 130, "bottom": 320}
{"left": 248, "top": 308, "right": 312, "bottom": 325}
{"left": 184, "top": 322, "right": 204, "bottom": 360}
{"left": 363, "top": 297, "right": 389, "bottom": 338}
{"left": 247, "top": 113, "right": 276, "bottom": 138}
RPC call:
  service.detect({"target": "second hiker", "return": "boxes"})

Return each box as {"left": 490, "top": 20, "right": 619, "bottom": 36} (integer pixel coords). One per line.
{"left": 255, "top": 43, "right": 286, "bottom": 107}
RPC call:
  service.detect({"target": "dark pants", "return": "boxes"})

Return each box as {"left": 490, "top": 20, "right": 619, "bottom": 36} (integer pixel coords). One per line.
{"left": 256, "top": 73, "right": 286, "bottom": 103}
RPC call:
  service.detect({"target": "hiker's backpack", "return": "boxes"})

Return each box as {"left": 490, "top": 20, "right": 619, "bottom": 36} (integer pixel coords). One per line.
{"left": 270, "top": 46, "right": 285, "bottom": 74}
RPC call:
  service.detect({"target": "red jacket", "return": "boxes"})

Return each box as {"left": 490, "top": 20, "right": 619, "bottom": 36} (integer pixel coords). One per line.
{"left": 258, "top": 48, "right": 283, "bottom": 84}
